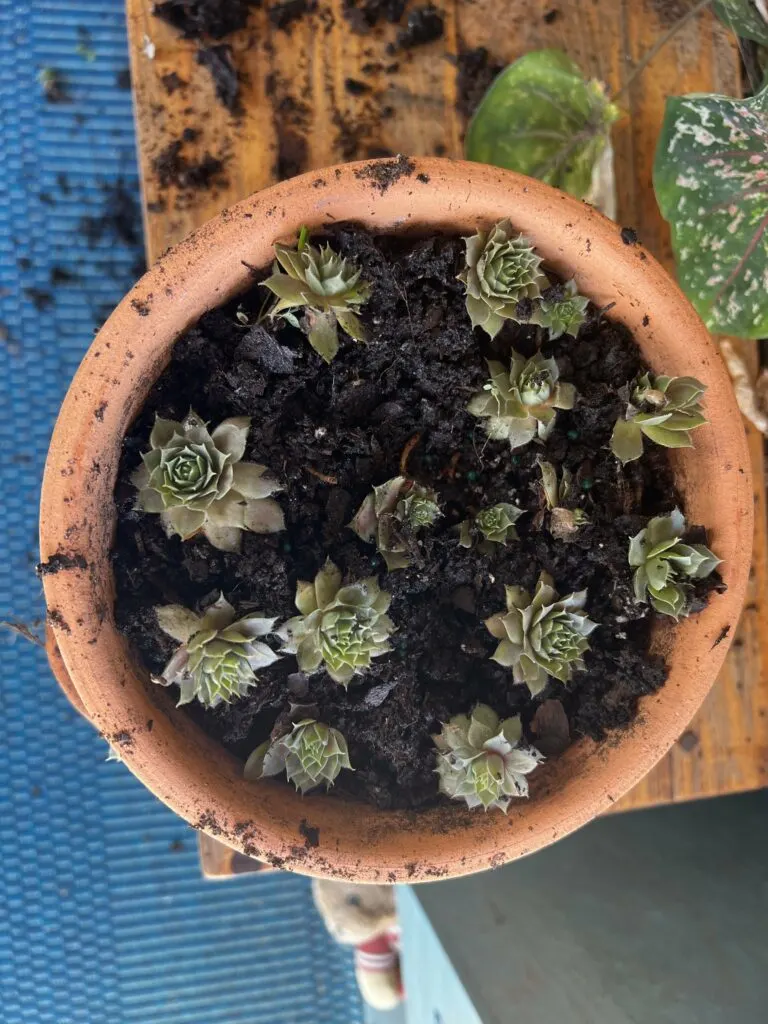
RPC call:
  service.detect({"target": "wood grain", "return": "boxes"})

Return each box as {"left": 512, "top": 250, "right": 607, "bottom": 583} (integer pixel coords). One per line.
{"left": 126, "top": 0, "right": 768, "bottom": 837}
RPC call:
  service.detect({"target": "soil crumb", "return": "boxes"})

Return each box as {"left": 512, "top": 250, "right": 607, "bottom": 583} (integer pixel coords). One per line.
{"left": 455, "top": 46, "right": 504, "bottom": 120}
{"left": 354, "top": 154, "right": 416, "bottom": 193}
{"left": 342, "top": 0, "right": 406, "bottom": 33}
{"left": 196, "top": 43, "right": 241, "bottom": 113}
{"left": 390, "top": 4, "right": 444, "bottom": 51}
{"left": 152, "top": 0, "right": 258, "bottom": 39}
{"left": 269, "top": 0, "right": 317, "bottom": 30}
{"left": 153, "top": 133, "right": 229, "bottom": 194}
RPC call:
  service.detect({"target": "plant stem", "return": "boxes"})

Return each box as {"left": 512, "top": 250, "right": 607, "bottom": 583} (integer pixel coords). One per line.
{"left": 611, "top": 0, "right": 713, "bottom": 103}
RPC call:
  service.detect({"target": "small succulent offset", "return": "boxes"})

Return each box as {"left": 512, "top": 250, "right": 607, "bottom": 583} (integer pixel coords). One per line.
{"left": 485, "top": 571, "right": 597, "bottom": 696}
{"left": 277, "top": 559, "right": 395, "bottom": 686}
{"left": 458, "top": 502, "right": 524, "bottom": 549}
{"left": 537, "top": 458, "right": 589, "bottom": 540}
{"left": 244, "top": 719, "right": 352, "bottom": 795}
{"left": 349, "top": 476, "right": 441, "bottom": 571}
{"left": 468, "top": 352, "right": 576, "bottom": 450}
{"left": 434, "top": 704, "right": 544, "bottom": 812}
{"left": 458, "top": 220, "right": 546, "bottom": 339}
{"left": 610, "top": 373, "right": 707, "bottom": 465}
{"left": 629, "top": 508, "right": 720, "bottom": 619}
{"left": 529, "top": 280, "right": 589, "bottom": 339}
{"left": 262, "top": 227, "right": 371, "bottom": 363}
{"left": 131, "top": 411, "right": 284, "bottom": 553}
{"left": 153, "top": 594, "right": 280, "bottom": 708}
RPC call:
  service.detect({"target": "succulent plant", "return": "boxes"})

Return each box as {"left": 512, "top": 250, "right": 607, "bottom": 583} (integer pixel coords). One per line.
{"left": 468, "top": 352, "right": 576, "bottom": 450}
{"left": 131, "top": 410, "right": 284, "bottom": 553}
{"left": 458, "top": 220, "right": 546, "bottom": 339}
{"left": 610, "top": 373, "right": 707, "bottom": 465}
{"left": 349, "top": 476, "right": 441, "bottom": 571}
{"left": 529, "top": 280, "right": 589, "bottom": 339}
{"left": 262, "top": 227, "right": 371, "bottom": 363}
{"left": 537, "top": 457, "right": 589, "bottom": 539}
{"left": 433, "top": 704, "right": 544, "bottom": 812}
{"left": 277, "top": 560, "right": 395, "bottom": 686}
{"left": 153, "top": 594, "right": 280, "bottom": 708}
{"left": 244, "top": 719, "right": 352, "bottom": 794}
{"left": 628, "top": 508, "right": 720, "bottom": 619}
{"left": 485, "top": 571, "right": 597, "bottom": 696}
{"left": 458, "top": 502, "right": 524, "bottom": 549}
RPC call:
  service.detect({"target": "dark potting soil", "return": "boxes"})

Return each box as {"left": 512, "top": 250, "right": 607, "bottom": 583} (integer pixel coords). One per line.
{"left": 112, "top": 224, "right": 720, "bottom": 810}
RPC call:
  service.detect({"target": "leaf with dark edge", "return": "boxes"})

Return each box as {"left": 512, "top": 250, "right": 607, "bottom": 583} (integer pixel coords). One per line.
{"left": 713, "top": 0, "right": 768, "bottom": 46}
{"left": 465, "top": 49, "right": 619, "bottom": 203}
{"left": 654, "top": 85, "right": 768, "bottom": 338}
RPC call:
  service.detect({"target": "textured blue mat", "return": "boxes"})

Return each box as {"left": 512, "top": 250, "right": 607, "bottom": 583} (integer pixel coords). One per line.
{"left": 0, "top": 3, "right": 363, "bottom": 1021}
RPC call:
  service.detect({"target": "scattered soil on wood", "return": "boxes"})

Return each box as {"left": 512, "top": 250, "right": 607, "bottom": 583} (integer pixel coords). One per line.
{"left": 342, "top": 0, "right": 407, "bottom": 34}
{"left": 196, "top": 44, "right": 242, "bottom": 114}
{"left": 270, "top": 0, "right": 318, "bottom": 30}
{"left": 389, "top": 4, "right": 444, "bottom": 52}
{"left": 113, "top": 225, "right": 720, "bottom": 810}
{"left": 152, "top": 0, "right": 258, "bottom": 40}
{"left": 455, "top": 46, "right": 505, "bottom": 120}
{"left": 152, "top": 130, "right": 230, "bottom": 196}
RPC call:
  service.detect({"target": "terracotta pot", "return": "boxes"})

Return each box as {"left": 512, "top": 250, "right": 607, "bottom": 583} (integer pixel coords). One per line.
{"left": 39, "top": 158, "right": 752, "bottom": 882}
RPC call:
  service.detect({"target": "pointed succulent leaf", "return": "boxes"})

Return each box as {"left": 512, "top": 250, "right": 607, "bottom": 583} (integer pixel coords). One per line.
{"left": 611, "top": 372, "right": 707, "bottom": 463}
{"left": 468, "top": 352, "right": 575, "bottom": 451}
{"left": 610, "top": 418, "right": 644, "bottom": 465}
{"left": 628, "top": 510, "right": 720, "bottom": 619}
{"left": 530, "top": 280, "right": 590, "bottom": 339}
{"left": 132, "top": 410, "right": 284, "bottom": 551}
{"left": 475, "top": 503, "right": 524, "bottom": 545}
{"left": 349, "top": 477, "right": 441, "bottom": 571}
{"left": 153, "top": 594, "right": 280, "bottom": 708}
{"left": 155, "top": 604, "right": 202, "bottom": 644}
{"left": 536, "top": 458, "right": 587, "bottom": 538}
{"left": 304, "top": 308, "right": 339, "bottom": 363}
{"left": 485, "top": 571, "right": 597, "bottom": 693}
{"left": 243, "top": 719, "right": 352, "bottom": 794}
{"left": 458, "top": 220, "right": 546, "bottom": 339}
{"left": 654, "top": 85, "right": 768, "bottom": 337}
{"left": 263, "top": 231, "right": 371, "bottom": 360}
{"left": 279, "top": 560, "right": 395, "bottom": 686}
{"left": 434, "top": 704, "right": 544, "bottom": 812}
{"left": 466, "top": 49, "right": 620, "bottom": 203}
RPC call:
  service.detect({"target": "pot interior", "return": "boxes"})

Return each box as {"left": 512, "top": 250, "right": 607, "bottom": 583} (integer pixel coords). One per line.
{"left": 40, "top": 159, "right": 752, "bottom": 880}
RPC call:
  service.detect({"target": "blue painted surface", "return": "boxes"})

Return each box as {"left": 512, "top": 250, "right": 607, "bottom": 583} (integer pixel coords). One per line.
{"left": 0, "top": 3, "right": 362, "bottom": 1021}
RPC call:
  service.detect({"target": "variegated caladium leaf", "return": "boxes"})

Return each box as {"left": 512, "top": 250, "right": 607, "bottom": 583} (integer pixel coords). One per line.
{"left": 654, "top": 86, "right": 768, "bottom": 338}
{"left": 465, "top": 49, "right": 620, "bottom": 207}
{"left": 713, "top": 0, "right": 768, "bottom": 46}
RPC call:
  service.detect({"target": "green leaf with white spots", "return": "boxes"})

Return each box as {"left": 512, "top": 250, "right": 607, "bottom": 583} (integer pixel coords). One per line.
{"left": 654, "top": 87, "right": 768, "bottom": 338}
{"left": 465, "top": 49, "right": 620, "bottom": 204}
{"left": 713, "top": 0, "right": 768, "bottom": 46}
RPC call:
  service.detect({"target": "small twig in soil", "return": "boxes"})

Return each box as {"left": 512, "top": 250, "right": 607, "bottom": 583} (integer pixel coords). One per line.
{"left": 399, "top": 433, "right": 421, "bottom": 476}
{"left": 1, "top": 621, "right": 45, "bottom": 648}
{"left": 306, "top": 466, "right": 338, "bottom": 485}
{"left": 440, "top": 452, "right": 462, "bottom": 480}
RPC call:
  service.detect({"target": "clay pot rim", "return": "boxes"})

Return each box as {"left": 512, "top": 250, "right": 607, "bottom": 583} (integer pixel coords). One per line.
{"left": 39, "top": 157, "right": 752, "bottom": 882}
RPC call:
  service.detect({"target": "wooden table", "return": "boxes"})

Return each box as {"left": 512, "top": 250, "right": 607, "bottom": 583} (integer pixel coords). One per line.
{"left": 125, "top": 0, "right": 768, "bottom": 877}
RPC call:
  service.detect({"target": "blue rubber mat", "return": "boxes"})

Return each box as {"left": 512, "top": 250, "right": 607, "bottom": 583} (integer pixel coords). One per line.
{"left": 0, "top": 3, "right": 363, "bottom": 1021}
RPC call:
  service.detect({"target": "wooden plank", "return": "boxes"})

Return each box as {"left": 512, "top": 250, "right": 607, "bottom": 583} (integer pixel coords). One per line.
{"left": 126, "top": 0, "right": 768, "bottom": 833}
